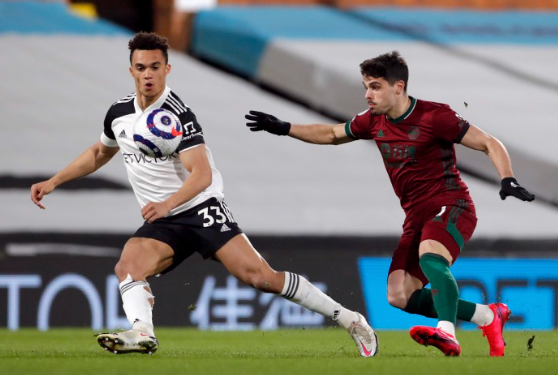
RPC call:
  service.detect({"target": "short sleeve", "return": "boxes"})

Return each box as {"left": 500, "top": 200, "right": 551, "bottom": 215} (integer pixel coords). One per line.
{"left": 101, "top": 107, "right": 119, "bottom": 147}
{"left": 103, "top": 108, "right": 116, "bottom": 140}
{"left": 177, "top": 110, "right": 205, "bottom": 152}
{"left": 345, "top": 109, "right": 374, "bottom": 140}
{"left": 433, "top": 106, "right": 470, "bottom": 143}
{"left": 100, "top": 132, "right": 118, "bottom": 147}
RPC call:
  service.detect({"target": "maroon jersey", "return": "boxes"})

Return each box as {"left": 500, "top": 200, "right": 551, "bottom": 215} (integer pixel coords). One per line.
{"left": 346, "top": 97, "right": 472, "bottom": 210}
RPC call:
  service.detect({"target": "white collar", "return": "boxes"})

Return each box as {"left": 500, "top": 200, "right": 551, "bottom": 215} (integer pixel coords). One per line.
{"left": 134, "top": 86, "right": 171, "bottom": 113}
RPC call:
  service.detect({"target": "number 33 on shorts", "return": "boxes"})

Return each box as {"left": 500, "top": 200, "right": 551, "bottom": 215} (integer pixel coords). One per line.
{"left": 197, "top": 200, "right": 235, "bottom": 227}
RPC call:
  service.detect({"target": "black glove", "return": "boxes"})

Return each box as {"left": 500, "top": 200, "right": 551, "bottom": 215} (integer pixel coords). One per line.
{"left": 499, "top": 177, "right": 535, "bottom": 201}
{"left": 245, "top": 110, "right": 291, "bottom": 136}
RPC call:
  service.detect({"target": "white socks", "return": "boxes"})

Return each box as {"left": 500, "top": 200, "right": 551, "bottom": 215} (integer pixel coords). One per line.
{"left": 280, "top": 272, "right": 358, "bottom": 330}
{"left": 437, "top": 304, "right": 494, "bottom": 338}
{"left": 471, "top": 304, "right": 494, "bottom": 327}
{"left": 119, "top": 272, "right": 362, "bottom": 334}
{"left": 437, "top": 320, "right": 456, "bottom": 337}
{"left": 119, "top": 274, "right": 155, "bottom": 336}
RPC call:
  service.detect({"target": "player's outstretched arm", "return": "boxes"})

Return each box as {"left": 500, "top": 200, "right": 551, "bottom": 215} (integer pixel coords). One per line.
{"left": 460, "top": 125, "right": 534, "bottom": 202}
{"left": 30, "top": 141, "right": 119, "bottom": 209}
{"left": 245, "top": 110, "right": 352, "bottom": 145}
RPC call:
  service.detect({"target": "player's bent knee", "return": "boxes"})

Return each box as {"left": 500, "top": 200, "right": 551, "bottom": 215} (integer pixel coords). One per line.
{"left": 114, "top": 261, "right": 127, "bottom": 281}
{"left": 387, "top": 291, "right": 408, "bottom": 310}
{"left": 114, "top": 259, "right": 145, "bottom": 282}
{"left": 241, "top": 270, "right": 280, "bottom": 293}
{"left": 420, "top": 239, "right": 438, "bottom": 249}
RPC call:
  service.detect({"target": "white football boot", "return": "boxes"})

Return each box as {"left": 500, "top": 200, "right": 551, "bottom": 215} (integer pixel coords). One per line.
{"left": 96, "top": 329, "right": 159, "bottom": 354}
{"left": 348, "top": 312, "right": 379, "bottom": 357}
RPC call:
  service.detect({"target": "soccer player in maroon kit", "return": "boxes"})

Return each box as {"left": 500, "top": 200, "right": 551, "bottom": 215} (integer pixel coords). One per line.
{"left": 245, "top": 51, "right": 534, "bottom": 357}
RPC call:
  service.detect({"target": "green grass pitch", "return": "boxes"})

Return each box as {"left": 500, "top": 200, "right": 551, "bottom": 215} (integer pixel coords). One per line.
{"left": 1, "top": 328, "right": 557, "bottom": 375}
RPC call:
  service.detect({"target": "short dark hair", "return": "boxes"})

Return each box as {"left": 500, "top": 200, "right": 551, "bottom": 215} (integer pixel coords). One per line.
{"left": 128, "top": 32, "right": 169, "bottom": 64}
{"left": 360, "top": 51, "right": 409, "bottom": 91}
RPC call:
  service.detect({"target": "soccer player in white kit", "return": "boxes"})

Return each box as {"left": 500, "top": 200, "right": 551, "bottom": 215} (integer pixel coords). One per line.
{"left": 30, "top": 32, "right": 378, "bottom": 357}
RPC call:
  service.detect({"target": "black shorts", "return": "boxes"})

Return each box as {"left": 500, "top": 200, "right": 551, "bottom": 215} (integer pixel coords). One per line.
{"left": 132, "top": 197, "right": 243, "bottom": 274}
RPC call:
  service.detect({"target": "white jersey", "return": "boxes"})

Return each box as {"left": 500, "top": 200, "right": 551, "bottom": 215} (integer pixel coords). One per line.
{"left": 100, "top": 86, "right": 224, "bottom": 216}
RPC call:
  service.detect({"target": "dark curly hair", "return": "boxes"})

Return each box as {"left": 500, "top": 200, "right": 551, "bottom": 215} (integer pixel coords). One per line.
{"left": 128, "top": 32, "right": 169, "bottom": 64}
{"left": 360, "top": 51, "right": 409, "bottom": 92}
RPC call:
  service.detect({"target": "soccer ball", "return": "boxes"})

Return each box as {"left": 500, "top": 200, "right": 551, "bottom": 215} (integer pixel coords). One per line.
{"left": 133, "top": 108, "right": 183, "bottom": 158}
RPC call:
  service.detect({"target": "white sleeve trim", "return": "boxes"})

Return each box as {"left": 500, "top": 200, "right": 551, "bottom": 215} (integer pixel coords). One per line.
{"left": 100, "top": 132, "right": 118, "bottom": 147}
{"left": 178, "top": 143, "right": 204, "bottom": 153}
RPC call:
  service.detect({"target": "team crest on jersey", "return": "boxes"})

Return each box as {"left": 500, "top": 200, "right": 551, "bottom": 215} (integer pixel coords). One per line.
{"left": 407, "top": 126, "right": 420, "bottom": 140}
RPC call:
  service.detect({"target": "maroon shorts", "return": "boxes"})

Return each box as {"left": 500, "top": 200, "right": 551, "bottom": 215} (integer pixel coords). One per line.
{"left": 388, "top": 199, "right": 478, "bottom": 285}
